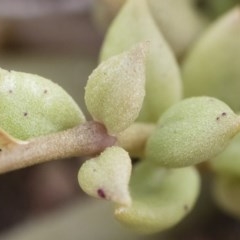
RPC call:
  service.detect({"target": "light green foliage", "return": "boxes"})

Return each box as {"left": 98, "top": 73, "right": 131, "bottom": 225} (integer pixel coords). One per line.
{"left": 115, "top": 162, "right": 200, "bottom": 234}
{"left": 146, "top": 97, "right": 240, "bottom": 167}
{"left": 213, "top": 175, "right": 240, "bottom": 219}
{"left": 100, "top": 0, "right": 182, "bottom": 122}
{"left": 148, "top": 0, "right": 208, "bottom": 57}
{"left": 85, "top": 42, "right": 147, "bottom": 134}
{"left": 78, "top": 146, "right": 132, "bottom": 206}
{"left": 0, "top": 68, "right": 85, "bottom": 140}
{"left": 183, "top": 8, "right": 240, "bottom": 112}
{"left": 3, "top": 0, "right": 240, "bottom": 236}
{"left": 210, "top": 133, "right": 240, "bottom": 177}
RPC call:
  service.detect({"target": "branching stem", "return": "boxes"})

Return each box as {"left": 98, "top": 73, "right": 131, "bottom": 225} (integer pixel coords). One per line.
{"left": 0, "top": 121, "right": 116, "bottom": 174}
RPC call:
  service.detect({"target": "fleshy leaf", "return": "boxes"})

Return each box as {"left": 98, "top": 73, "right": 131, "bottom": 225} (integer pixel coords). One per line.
{"left": 115, "top": 162, "right": 200, "bottom": 234}
{"left": 100, "top": 0, "right": 182, "bottom": 122}
{"left": 85, "top": 42, "right": 147, "bottom": 134}
{"left": 146, "top": 97, "right": 240, "bottom": 167}
{"left": 210, "top": 133, "right": 240, "bottom": 177}
{"left": 78, "top": 146, "right": 132, "bottom": 206}
{"left": 0, "top": 68, "right": 85, "bottom": 140}
{"left": 213, "top": 175, "right": 240, "bottom": 219}
{"left": 148, "top": 0, "right": 208, "bottom": 57}
{"left": 183, "top": 8, "right": 240, "bottom": 112}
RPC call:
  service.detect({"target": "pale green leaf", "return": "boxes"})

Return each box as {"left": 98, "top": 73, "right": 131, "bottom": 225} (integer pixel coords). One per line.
{"left": 183, "top": 7, "right": 240, "bottom": 112}
{"left": 100, "top": 0, "right": 182, "bottom": 122}
{"left": 85, "top": 42, "right": 147, "bottom": 134}
{"left": 146, "top": 97, "right": 240, "bottom": 167}
{"left": 148, "top": 0, "right": 208, "bottom": 56}
{"left": 78, "top": 146, "right": 132, "bottom": 206}
{"left": 115, "top": 162, "right": 200, "bottom": 234}
{"left": 0, "top": 68, "right": 85, "bottom": 140}
{"left": 210, "top": 133, "right": 240, "bottom": 177}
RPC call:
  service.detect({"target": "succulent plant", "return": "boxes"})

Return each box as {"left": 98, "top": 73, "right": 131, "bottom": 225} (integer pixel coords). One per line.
{"left": 2, "top": 0, "right": 240, "bottom": 238}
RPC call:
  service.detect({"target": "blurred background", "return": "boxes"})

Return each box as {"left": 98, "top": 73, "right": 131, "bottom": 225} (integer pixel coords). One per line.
{"left": 0, "top": 0, "right": 240, "bottom": 239}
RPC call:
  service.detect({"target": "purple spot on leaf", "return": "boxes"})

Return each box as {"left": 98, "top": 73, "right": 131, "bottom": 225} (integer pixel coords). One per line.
{"left": 97, "top": 189, "right": 106, "bottom": 199}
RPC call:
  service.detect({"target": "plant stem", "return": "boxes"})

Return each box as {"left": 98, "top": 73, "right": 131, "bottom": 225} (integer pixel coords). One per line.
{"left": 0, "top": 121, "right": 116, "bottom": 174}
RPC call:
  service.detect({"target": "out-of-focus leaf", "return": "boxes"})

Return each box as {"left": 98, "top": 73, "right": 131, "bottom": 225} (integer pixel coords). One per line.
{"left": 115, "top": 162, "right": 200, "bottom": 234}
{"left": 100, "top": 0, "right": 182, "bottom": 123}
{"left": 183, "top": 8, "right": 240, "bottom": 112}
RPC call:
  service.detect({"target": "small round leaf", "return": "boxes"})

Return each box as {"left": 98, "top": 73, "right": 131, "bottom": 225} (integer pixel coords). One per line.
{"left": 0, "top": 68, "right": 85, "bottom": 140}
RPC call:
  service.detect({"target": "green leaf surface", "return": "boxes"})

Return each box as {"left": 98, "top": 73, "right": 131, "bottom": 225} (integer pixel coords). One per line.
{"left": 148, "top": 0, "right": 208, "bottom": 57}
{"left": 146, "top": 97, "right": 240, "bottom": 167}
{"left": 100, "top": 0, "right": 182, "bottom": 122}
{"left": 85, "top": 42, "right": 147, "bottom": 134}
{"left": 210, "top": 133, "right": 240, "bottom": 177}
{"left": 115, "top": 162, "right": 200, "bottom": 234}
{"left": 78, "top": 146, "right": 132, "bottom": 206}
{"left": 0, "top": 68, "right": 85, "bottom": 140}
{"left": 183, "top": 7, "right": 240, "bottom": 112}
